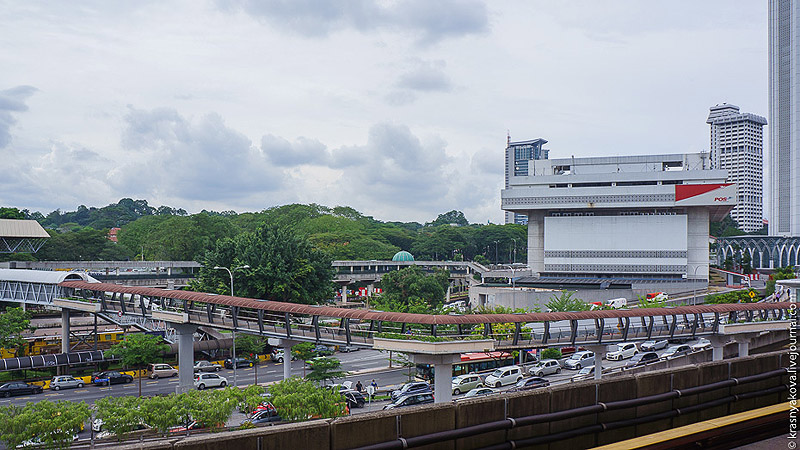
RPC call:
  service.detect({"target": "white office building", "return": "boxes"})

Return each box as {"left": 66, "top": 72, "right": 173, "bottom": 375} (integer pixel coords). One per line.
{"left": 769, "top": 0, "right": 800, "bottom": 237}
{"left": 501, "top": 153, "right": 735, "bottom": 282}
{"left": 706, "top": 103, "right": 767, "bottom": 233}
{"left": 504, "top": 138, "right": 549, "bottom": 225}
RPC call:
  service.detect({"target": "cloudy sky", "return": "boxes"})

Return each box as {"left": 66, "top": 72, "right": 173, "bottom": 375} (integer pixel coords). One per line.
{"left": 0, "top": 0, "right": 768, "bottom": 223}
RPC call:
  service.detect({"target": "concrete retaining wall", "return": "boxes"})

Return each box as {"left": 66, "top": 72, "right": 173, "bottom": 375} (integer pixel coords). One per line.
{"left": 139, "top": 351, "right": 788, "bottom": 450}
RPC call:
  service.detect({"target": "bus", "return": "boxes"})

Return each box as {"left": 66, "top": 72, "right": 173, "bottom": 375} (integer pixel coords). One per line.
{"left": 415, "top": 352, "right": 515, "bottom": 382}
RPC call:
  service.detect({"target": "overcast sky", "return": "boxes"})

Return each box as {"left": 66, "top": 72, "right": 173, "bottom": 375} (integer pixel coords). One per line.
{"left": 0, "top": 0, "right": 769, "bottom": 224}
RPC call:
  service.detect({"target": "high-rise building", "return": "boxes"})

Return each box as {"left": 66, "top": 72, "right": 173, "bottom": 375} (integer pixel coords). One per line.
{"left": 504, "top": 138, "right": 549, "bottom": 225}
{"left": 769, "top": 0, "right": 800, "bottom": 237}
{"left": 706, "top": 103, "right": 767, "bottom": 232}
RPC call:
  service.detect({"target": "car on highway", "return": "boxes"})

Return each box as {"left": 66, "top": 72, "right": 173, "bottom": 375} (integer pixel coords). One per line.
{"left": 0, "top": 381, "right": 43, "bottom": 397}
{"left": 242, "top": 408, "right": 282, "bottom": 425}
{"left": 606, "top": 343, "right": 638, "bottom": 361}
{"left": 571, "top": 366, "right": 595, "bottom": 381}
{"left": 224, "top": 357, "right": 252, "bottom": 369}
{"left": 564, "top": 351, "right": 595, "bottom": 370}
{"left": 147, "top": 363, "right": 178, "bottom": 379}
{"left": 484, "top": 365, "right": 524, "bottom": 388}
{"left": 383, "top": 392, "right": 435, "bottom": 410}
{"left": 271, "top": 350, "right": 296, "bottom": 363}
{"left": 91, "top": 371, "right": 133, "bottom": 386}
{"left": 529, "top": 359, "right": 561, "bottom": 376}
{"left": 625, "top": 351, "right": 660, "bottom": 368}
{"left": 314, "top": 345, "right": 335, "bottom": 356}
{"left": 691, "top": 339, "right": 712, "bottom": 352}
{"left": 194, "top": 373, "right": 228, "bottom": 390}
{"left": 662, "top": 344, "right": 692, "bottom": 359}
{"left": 451, "top": 374, "right": 483, "bottom": 395}
{"left": 463, "top": 387, "right": 496, "bottom": 398}
{"left": 640, "top": 339, "right": 669, "bottom": 351}
{"left": 391, "top": 382, "right": 432, "bottom": 402}
{"left": 339, "top": 345, "right": 360, "bottom": 353}
{"left": 512, "top": 376, "right": 550, "bottom": 392}
{"left": 193, "top": 360, "right": 222, "bottom": 372}
{"left": 50, "top": 375, "right": 84, "bottom": 390}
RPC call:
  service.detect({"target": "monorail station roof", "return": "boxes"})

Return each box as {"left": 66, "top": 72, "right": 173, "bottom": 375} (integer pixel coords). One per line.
{"left": 0, "top": 219, "right": 50, "bottom": 253}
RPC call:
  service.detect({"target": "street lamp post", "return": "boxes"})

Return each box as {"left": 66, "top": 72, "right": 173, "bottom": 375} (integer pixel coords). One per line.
{"left": 213, "top": 265, "right": 250, "bottom": 387}
{"left": 510, "top": 238, "right": 517, "bottom": 264}
{"left": 493, "top": 240, "right": 499, "bottom": 264}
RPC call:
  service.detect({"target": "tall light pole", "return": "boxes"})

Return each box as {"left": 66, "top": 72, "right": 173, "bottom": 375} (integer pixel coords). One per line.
{"left": 213, "top": 265, "right": 250, "bottom": 387}
{"left": 493, "top": 240, "right": 499, "bottom": 265}
{"left": 510, "top": 238, "right": 517, "bottom": 264}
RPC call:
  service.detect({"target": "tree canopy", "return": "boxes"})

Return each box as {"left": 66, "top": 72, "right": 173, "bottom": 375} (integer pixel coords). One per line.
{"left": 105, "top": 333, "right": 170, "bottom": 396}
{"left": 192, "top": 223, "right": 334, "bottom": 304}
{"left": 374, "top": 266, "right": 449, "bottom": 313}
{"left": 0, "top": 307, "right": 33, "bottom": 356}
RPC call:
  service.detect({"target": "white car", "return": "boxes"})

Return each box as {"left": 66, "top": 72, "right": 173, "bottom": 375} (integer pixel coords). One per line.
{"left": 484, "top": 365, "right": 524, "bottom": 388}
{"left": 463, "top": 387, "right": 496, "bottom": 398}
{"left": 529, "top": 359, "right": 561, "bottom": 376}
{"left": 640, "top": 339, "right": 669, "bottom": 351}
{"left": 194, "top": 373, "right": 228, "bottom": 390}
{"left": 606, "top": 343, "right": 638, "bottom": 361}
{"left": 691, "top": 339, "right": 712, "bottom": 352}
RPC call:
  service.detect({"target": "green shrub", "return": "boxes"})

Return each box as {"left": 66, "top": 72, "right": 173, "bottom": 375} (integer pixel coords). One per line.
{"left": 541, "top": 348, "right": 562, "bottom": 360}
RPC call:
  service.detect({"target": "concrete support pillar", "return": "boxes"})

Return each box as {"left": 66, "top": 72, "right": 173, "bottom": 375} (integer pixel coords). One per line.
{"left": 737, "top": 339, "right": 749, "bottom": 358}
{"left": 283, "top": 343, "right": 293, "bottom": 380}
{"left": 686, "top": 207, "right": 710, "bottom": 281}
{"left": 410, "top": 353, "right": 460, "bottom": 404}
{"left": 527, "top": 211, "right": 545, "bottom": 276}
{"left": 733, "top": 333, "right": 759, "bottom": 358}
{"left": 367, "top": 283, "right": 374, "bottom": 298}
{"left": 61, "top": 309, "right": 70, "bottom": 354}
{"left": 707, "top": 335, "right": 730, "bottom": 361}
{"left": 586, "top": 344, "right": 605, "bottom": 381}
{"left": 58, "top": 309, "right": 71, "bottom": 375}
{"left": 173, "top": 324, "right": 197, "bottom": 393}
{"left": 433, "top": 362, "right": 453, "bottom": 403}
{"left": 342, "top": 285, "right": 348, "bottom": 304}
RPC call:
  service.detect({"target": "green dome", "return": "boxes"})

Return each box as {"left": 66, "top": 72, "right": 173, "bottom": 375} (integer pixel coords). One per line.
{"left": 392, "top": 251, "right": 415, "bottom": 262}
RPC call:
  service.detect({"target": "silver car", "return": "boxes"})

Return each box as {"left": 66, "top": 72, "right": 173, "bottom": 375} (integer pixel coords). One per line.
{"left": 194, "top": 373, "right": 228, "bottom": 390}
{"left": 50, "top": 375, "right": 84, "bottom": 391}
{"left": 529, "top": 359, "right": 561, "bottom": 376}
{"left": 564, "top": 351, "right": 595, "bottom": 370}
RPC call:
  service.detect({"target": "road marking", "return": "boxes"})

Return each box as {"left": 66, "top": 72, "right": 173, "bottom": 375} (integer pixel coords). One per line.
{"left": 45, "top": 393, "right": 59, "bottom": 397}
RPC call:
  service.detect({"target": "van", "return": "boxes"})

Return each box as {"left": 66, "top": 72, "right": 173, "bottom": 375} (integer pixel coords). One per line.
{"left": 484, "top": 365, "right": 523, "bottom": 388}
{"left": 147, "top": 363, "right": 178, "bottom": 379}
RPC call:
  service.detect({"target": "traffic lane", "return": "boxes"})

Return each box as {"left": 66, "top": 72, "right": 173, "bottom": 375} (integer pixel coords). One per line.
{"left": 0, "top": 350, "right": 397, "bottom": 406}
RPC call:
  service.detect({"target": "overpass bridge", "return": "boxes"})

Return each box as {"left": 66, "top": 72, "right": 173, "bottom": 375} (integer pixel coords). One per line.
{"left": 0, "top": 269, "right": 794, "bottom": 400}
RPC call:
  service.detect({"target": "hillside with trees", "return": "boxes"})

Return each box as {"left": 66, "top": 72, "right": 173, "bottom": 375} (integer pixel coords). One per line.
{"left": 0, "top": 201, "right": 527, "bottom": 266}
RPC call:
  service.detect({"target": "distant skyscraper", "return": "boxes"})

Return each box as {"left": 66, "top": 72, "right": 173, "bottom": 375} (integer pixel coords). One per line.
{"left": 504, "top": 138, "right": 549, "bottom": 225}
{"left": 706, "top": 103, "right": 767, "bottom": 232}
{"left": 769, "top": 0, "right": 800, "bottom": 236}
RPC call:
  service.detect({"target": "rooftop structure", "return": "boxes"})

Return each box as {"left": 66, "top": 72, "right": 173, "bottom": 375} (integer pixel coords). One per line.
{"left": 0, "top": 219, "right": 50, "bottom": 253}
{"left": 501, "top": 153, "right": 735, "bottom": 282}
{"left": 504, "top": 138, "right": 549, "bottom": 224}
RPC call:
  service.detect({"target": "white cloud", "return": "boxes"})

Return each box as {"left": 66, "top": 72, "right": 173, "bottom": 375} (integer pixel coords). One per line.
{"left": 0, "top": 1, "right": 770, "bottom": 224}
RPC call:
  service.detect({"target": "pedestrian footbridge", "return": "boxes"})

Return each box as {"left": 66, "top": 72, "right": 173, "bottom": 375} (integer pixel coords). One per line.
{"left": 0, "top": 269, "right": 795, "bottom": 396}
